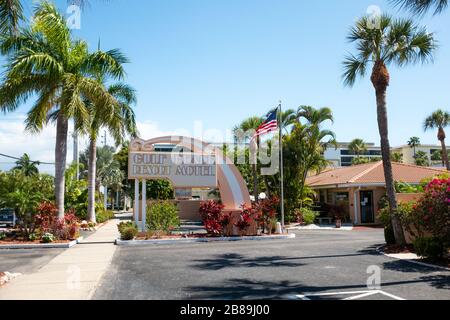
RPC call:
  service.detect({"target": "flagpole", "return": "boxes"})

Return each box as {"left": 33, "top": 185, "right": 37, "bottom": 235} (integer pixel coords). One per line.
{"left": 278, "top": 101, "right": 285, "bottom": 231}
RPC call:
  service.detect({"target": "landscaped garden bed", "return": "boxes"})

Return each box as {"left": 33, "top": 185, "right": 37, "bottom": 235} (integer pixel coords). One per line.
{"left": 117, "top": 198, "right": 295, "bottom": 245}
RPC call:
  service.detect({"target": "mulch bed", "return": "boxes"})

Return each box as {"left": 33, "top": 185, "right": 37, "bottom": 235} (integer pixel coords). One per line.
{"left": 0, "top": 236, "right": 73, "bottom": 245}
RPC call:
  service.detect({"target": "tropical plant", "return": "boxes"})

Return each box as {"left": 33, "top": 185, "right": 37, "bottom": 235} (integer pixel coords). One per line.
{"left": 146, "top": 201, "right": 180, "bottom": 234}
{"left": 391, "top": 0, "right": 448, "bottom": 15}
{"left": 0, "top": 171, "right": 54, "bottom": 238}
{"left": 0, "top": 2, "right": 127, "bottom": 219}
{"left": 408, "top": 137, "right": 421, "bottom": 159}
{"left": 84, "top": 79, "right": 137, "bottom": 223}
{"left": 414, "top": 150, "right": 430, "bottom": 166}
{"left": 0, "top": 0, "right": 24, "bottom": 36}
{"left": 233, "top": 116, "right": 263, "bottom": 201}
{"left": 424, "top": 110, "right": 450, "bottom": 170}
{"left": 348, "top": 139, "right": 367, "bottom": 156}
{"left": 342, "top": 14, "right": 436, "bottom": 245}
{"left": 13, "top": 153, "right": 40, "bottom": 176}
{"left": 199, "top": 200, "right": 227, "bottom": 236}
{"left": 391, "top": 152, "right": 404, "bottom": 163}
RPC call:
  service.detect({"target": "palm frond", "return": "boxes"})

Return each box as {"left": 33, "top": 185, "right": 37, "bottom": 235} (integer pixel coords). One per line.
{"left": 390, "top": 0, "right": 448, "bottom": 15}
{"left": 342, "top": 54, "right": 367, "bottom": 87}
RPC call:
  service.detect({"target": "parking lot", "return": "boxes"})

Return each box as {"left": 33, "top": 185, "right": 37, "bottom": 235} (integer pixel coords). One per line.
{"left": 93, "top": 229, "right": 450, "bottom": 300}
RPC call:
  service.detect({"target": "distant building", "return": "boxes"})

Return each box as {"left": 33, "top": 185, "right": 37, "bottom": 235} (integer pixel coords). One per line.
{"left": 391, "top": 144, "right": 450, "bottom": 168}
{"left": 324, "top": 142, "right": 450, "bottom": 168}
{"left": 323, "top": 142, "right": 381, "bottom": 167}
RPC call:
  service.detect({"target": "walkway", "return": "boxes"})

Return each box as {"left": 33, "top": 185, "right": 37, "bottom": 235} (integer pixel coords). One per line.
{"left": 0, "top": 220, "right": 120, "bottom": 300}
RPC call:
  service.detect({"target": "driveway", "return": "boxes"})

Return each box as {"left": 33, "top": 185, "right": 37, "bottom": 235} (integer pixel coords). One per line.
{"left": 93, "top": 229, "right": 450, "bottom": 300}
{"left": 0, "top": 248, "right": 65, "bottom": 275}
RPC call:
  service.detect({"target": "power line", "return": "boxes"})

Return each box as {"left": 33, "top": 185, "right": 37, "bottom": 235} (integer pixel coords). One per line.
{"left": 0, "top": 153, "right": 55, "bottom": 165}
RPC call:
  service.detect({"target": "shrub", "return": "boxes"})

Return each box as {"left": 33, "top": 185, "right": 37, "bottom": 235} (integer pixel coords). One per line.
{"left": 199, "top": 200, "right": 227, "bottom": 236}
{"left": 96, "top": 210, "right": 115, "bottom": 224}
{"left": 146, "top": 201, "right": 180, "bottom": 233}
{"left": 28, "top": 233, "right": 38, "bottom": 241}
{"left": 36, "top": 203, "right": 80, "bottom": 240}
{"left": 411, "top": 178, "right": 450, "bottom": 243}
{"left": 413, "top": 237, "right": 445, "bottom": 260}
{"left": 298, "top": 208, "right": 318, "bottom": 225}
{"left": 121, "top": 227, "right": 138, "bottom": 241}
{"left": 41, "top": 233, "right": 55, "bottom": 243}
{"left": 118, "top": 221, "right": 139, "bottom": 240}
{"left": 118, "top": 221, "right": 137, "bottom": 232}
{"left": 255, "top": 197, "right": 279, "bottom": 232}
{"left": 235, "top": 204, "right": 258, "bottom": 234}
{"left": 0, "top": 232, "right": 6, "bottom": 240}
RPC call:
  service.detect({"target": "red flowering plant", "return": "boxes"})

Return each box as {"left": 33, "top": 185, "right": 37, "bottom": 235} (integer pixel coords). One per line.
{"left": 35, "top": 202, "right": 80, "bottom": 240}
{"left": 235, "top": 204, "right": 259, "bottom": 235}
{"left": 254, "top": 196, "right": 280, "bottom": 234}
{"left": 199, "top": 200, "right": 228, "bottom": 236}
{"left": 411, "top": 178, "right": 450, "bottom": 244}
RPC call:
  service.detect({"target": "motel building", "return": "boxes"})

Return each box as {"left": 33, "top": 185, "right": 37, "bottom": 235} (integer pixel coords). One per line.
{"left": 306, "top": 161, "right": 447, "bottom": 225}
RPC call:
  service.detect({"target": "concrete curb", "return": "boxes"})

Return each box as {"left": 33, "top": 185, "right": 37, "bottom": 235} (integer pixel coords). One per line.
{"left": 376, "top": 245, "right": 450, "bottom": 272}
{"left": 116, "top": 233, "right": 296, "bottom": 246}
{"left": 0, "top": 236, "right": 83, "bottom": 250}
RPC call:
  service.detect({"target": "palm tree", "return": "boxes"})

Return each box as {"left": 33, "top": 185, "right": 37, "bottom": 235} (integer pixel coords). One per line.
{"left": 0, "top": 2, "right": 126, "bottom": 219}
{"left": 407, "top": 137, "right": 421, "bottom": 159}
{"left": 424, "top": 109, "right": 450, "bottom": 170}
{"left": 296, "top": 105, "right": 334, "bottom": 128}
{"left": 233, "top": 116, "right": 263, "bottom": 201}
{"left": 0, "top": 0, "right": 24, "bottom": 36}
{"left": 348, "top": 139, "right": 367, "bottom": 157}
{"left": 342, "top": 15, "right": 436, "bottom": 245}
{"left": 13, "top": 153, "right": 40, "bottom": 176}
{"left": 391, "top": 0, "right": 448, "bottom": 15}
{"left": 85, "top": 82, "right": 137, "bottom": 223}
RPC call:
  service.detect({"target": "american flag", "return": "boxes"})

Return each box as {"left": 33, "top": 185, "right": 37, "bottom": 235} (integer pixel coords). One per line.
{"left": 252, "top": 109, "right": 279, "bottom": 140}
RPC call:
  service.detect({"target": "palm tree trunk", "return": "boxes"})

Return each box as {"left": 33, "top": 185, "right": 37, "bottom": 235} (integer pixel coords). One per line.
{"left": 104, "top": 186, "right": 108, "bottom": 209}
{"left": 438, "top": 128, "right": 450, "bottom": 170}
{"left": 55, "top": 113, "right": 68, "bottom": 219}
{"left": 375, "top": 87, "right": 406, "bottom": 245}
{"left": 87, "top": 136, "right": 97, "bottom": 223}
{"left": 252, "top": 164, "right": 258, "bottom": 201}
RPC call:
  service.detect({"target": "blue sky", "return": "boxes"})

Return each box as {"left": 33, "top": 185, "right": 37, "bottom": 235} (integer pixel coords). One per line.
{"left": 1, "top": 0, "right": 449, "bottom": 171}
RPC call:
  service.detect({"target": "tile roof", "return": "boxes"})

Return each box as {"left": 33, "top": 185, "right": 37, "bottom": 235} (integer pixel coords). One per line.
{"left": 306, "top": 161, "right": 448, "bottom": 188}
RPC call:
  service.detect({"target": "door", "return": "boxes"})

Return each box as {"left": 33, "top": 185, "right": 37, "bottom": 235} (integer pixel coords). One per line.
{"left": 360, "top": 191, "right": 374, "bottom": 223}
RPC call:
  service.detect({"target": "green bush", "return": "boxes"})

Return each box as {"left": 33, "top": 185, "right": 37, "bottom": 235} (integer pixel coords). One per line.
{"left": 301, "top": 208, "right": 319, "bottom": 225}
{"left": 41, "top": 233, "right": 55, "bottom": 243}
{"left": 0, "top": 232, "right": 6, "bottom": 240}
{"left": 118, "top": 221, "right": 137, "bottom": 234}
{"left": 121, "top": 227, "right": 138, "bottom": 241}
{"left": 146, "top": 201, "right": 180, "bottom": 233}
{"left": 28, "top": 233, "right": 38, "bottom": 241}
{"left": 97, "top": 210, "right": 115, "bottom": 223}
{"left": 413, "top": 237, "right": 445, "bottom": 260}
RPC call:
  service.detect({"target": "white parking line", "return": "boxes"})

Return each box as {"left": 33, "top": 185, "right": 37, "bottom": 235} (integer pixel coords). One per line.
{"left": 295, "top": 289, "right": 406, "bottom": 301}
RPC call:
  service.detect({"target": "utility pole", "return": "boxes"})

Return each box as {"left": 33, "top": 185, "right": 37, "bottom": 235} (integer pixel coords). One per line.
{"left": 72, "top": 131, "right": 79, "bottom": 180}
{"left": 101, "top": 131, "right": 107, "bottom": 146}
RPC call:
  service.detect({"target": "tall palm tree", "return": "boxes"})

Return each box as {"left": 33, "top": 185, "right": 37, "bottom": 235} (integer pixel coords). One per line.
{"left": 348, "top": 139, "right": 367, "bottom": 157}
{"left": 233, "top": 116, "right": 263, "bottom": 201}
{"left": 342, "top": 15, "right": 436, "bottom": 245}
{"left": 407, "top": 136, "right": 421, "bottom": 159}
{"left": 391, "top": 0, "right": 448, "bottom": 15}
{"left": 0, "top": 0, "right": 24, "bottom": 36}
{"left": 424, "top": 109, "right": 450, "bottom": 170}
{"left": 85, "top": 82, "right": 137, "bottom": 223}
{"left": 0, "top": 1, "right": 126, "bottom": 219}
{"left": 13, "top": 153, "right": 40, "bottom": 176}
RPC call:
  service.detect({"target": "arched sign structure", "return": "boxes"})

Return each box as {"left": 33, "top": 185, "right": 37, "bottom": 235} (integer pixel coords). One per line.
{"left": 129, "top": 136, "right": 251, "bottom": 230}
